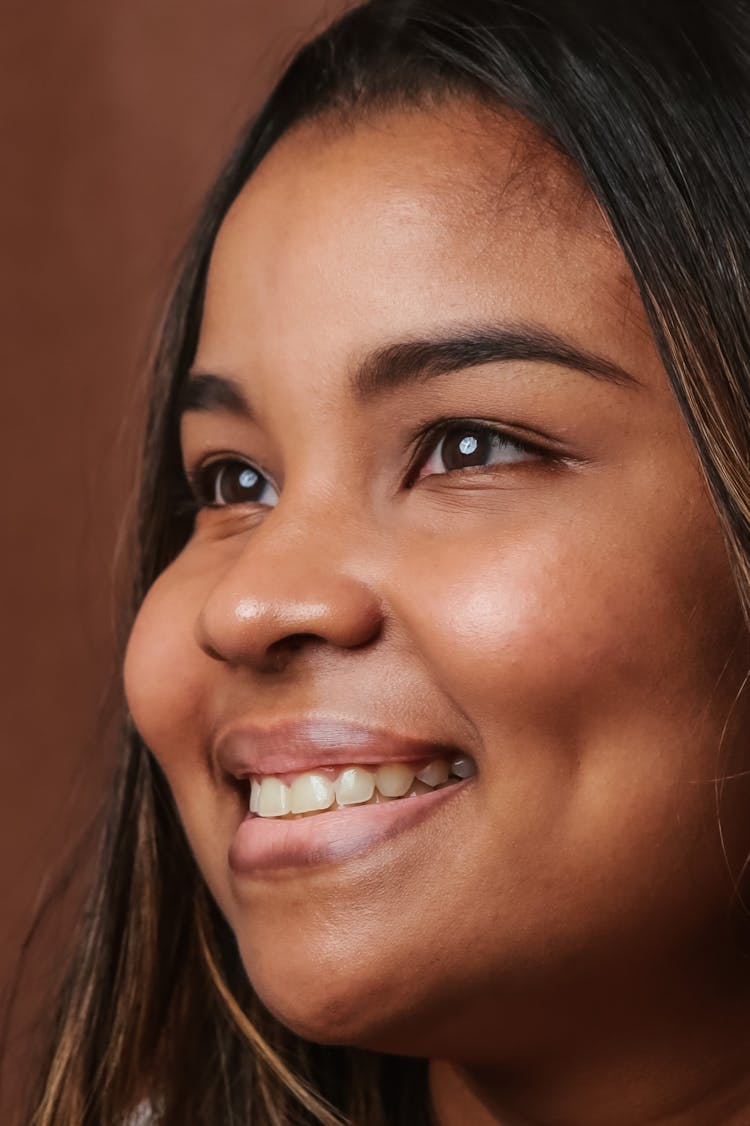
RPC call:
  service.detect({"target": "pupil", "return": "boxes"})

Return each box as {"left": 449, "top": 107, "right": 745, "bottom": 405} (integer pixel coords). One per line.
{"left": 218, "top": 463, "right": 264, "bottom": 504}
{"left": 443, "top": 428, "right": 489, "bottom": 470}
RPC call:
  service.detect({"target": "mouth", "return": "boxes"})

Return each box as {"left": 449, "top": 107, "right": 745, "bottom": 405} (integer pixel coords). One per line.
{"left": 229, "top": 773, "right": 474, "bottom": 874}
{"left": 219, "top": 718, "right": 477, "bottom": 874}
{"left": 247, "top": 754, "right": 476, "bottom": 819}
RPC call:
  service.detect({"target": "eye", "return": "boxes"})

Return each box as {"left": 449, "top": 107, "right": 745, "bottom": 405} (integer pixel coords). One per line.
{"left": 414, "top": 422, "right": 540, "bottom": 481}
{"left": 189, "top": 458, "right": 280, "bottom": 508}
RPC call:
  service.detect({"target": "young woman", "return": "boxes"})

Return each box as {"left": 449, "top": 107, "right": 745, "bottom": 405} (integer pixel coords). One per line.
{"left": 30, "top": 1, "right": 750, "bottom": 1123}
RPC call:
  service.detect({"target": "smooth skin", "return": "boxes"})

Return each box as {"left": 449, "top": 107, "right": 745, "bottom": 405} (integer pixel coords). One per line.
{"left": 125, "top": 103, "right": 750, "bottom": 1125}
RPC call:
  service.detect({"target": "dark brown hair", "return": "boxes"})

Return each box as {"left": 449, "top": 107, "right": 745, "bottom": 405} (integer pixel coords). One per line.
{"left": 29, "top": 1, "right": 750, "bottom": 1122}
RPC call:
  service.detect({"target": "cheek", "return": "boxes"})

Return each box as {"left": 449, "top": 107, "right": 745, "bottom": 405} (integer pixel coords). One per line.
{"left": 123, "top": 565, "right": 212, "bottom": 779}
{"left": 124, "top": 565, "right": 243, "bottom": 911}
{"left": 374, "top": 505, "right": 748, "bottom": 963}
{"left": 395, "top": 501, "right": 743, "bottom": 758}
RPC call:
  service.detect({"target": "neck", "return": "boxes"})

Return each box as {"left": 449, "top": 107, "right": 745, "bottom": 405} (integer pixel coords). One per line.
{"left": 428, "top": 960, "right": 750, "bottom": 1126}
{"left": 430, "top": 1055, "right": 750, "bottom": 1126}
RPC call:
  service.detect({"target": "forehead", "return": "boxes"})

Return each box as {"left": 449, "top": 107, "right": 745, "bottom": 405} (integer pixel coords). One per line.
{"left": 224, "top": 100, "right": 607, "bottom": 242}
{"left": 197, "top": 102, "right": 651, "bottom": 395}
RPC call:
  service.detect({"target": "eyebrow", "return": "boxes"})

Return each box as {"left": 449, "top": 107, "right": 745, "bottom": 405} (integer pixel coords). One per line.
{"left": 180, "top": 321, "right": 639, "bottom": 418}
{"left": 178, "top": 371, "right": 252, "bottom": 417}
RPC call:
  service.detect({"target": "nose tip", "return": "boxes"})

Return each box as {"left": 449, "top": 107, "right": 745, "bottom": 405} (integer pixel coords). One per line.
{"left": 195, "top": 540, "right": 384, "bottom": 671}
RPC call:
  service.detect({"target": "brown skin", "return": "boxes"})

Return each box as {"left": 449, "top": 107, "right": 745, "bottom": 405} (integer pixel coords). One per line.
{"left": 125, "top": 103, "right": 750, "bottom": 1125}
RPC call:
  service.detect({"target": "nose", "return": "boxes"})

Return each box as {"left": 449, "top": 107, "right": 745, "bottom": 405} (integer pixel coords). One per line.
{"left": 194, "top": 511, "right": 384, "bottom": 672}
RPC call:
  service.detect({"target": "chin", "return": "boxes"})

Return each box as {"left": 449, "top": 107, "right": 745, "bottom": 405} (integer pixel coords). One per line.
{"left": 250, "top": 975, "right": 387, "bottom": 1047}
{"left": 236, "top": 938, "right": 417, "bottom": 1049}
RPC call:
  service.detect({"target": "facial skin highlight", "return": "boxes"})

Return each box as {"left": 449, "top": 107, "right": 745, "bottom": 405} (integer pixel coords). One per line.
{"left": 124, "top": 104, "right": 750, "bottom": 1125}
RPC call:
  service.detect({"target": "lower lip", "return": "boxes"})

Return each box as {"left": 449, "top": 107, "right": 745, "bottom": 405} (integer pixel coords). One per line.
{"left": 228, "top": 780, "right": 471, "bottom": 874}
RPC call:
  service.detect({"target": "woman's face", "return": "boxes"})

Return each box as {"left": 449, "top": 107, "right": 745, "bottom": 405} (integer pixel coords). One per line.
{"left": 124, "top": 104, "right": 750, "bottom": 1060}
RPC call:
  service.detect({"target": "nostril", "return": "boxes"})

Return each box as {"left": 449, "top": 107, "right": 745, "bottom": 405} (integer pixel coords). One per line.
{"left": 265, "top": 632, "right": 326, "bottom": 672}
{"left": 272, "top": 632, "right": 320, "bottom": 652}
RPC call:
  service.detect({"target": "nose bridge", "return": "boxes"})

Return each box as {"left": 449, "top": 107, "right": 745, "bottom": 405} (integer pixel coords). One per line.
{"left": 195, "top": 493, "right": 384, "bottom": 668}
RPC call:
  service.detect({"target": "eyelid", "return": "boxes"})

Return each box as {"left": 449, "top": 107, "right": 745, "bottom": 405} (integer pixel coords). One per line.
{"left": 186, "top": 452, "right": 278, "bottom": 509}
{"left": 405, "top": 417, "right": 559, "bottom": 485}
{"left": 181, "top": 418, "right": 572, "bottom": 510}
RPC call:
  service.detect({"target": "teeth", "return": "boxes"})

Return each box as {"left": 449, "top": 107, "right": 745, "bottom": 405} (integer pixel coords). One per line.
{"left": 248, "top": 754, "right": 477, "bottom": 818}
{"left": 408, "top": 779, "right": 434, "bottom": 798}
{"left": 416, "top": 759, "right": 451, "bottom": 787}
{"left": 375, "top": 762, "right": 415, "bottom": 797}
{"left": 258, "top": 777, "right": 291, "bottom": 818}
{"left": 290, "top": 773, "right": 335, "bottom": 815}
{"left": 335, "top": 766, "right": 375, "bottom": 806}
{"left": 249, "top": 780, "right": 261, "bottom": 814}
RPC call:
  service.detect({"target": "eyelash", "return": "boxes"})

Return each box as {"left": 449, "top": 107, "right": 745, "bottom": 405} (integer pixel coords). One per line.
{"left": 406, "top": 419, "right": 546, "bottom": 486}
{"left": 186, "top": 458, "right": 279, "bottom": 510}
{"left": 185, "top": 421, "right": 550, "bottom": 511}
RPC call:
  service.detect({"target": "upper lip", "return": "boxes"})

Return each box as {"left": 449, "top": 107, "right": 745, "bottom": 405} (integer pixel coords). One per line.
{"left": 216, "top": 717, "right": 461, "bottom": 779}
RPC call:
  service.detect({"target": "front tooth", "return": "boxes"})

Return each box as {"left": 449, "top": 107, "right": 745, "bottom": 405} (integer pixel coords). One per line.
{"left": 258, "top": 777, "right": 291, "bottom": 817}
{"left": 375, "top": 762, "right": 415, "bottom": 798}
{"left": 249, "top": 780, "right": 260, "bottom": 814}
{"left": 335, "top": 767, "right": 375, "bottom": 806}
{"left": 416, "top": 759, "right": 450, "bottom": 787}
{"left": 290, "top": 773, "right": 335, "bottom": 814}
{"left": 450, "top": 755, "right": 477, "bottom": 780}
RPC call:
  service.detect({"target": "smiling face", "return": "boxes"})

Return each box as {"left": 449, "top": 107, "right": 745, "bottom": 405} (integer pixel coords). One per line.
{"left": 124, "top": 103, "right": 750, "bottom": 1063}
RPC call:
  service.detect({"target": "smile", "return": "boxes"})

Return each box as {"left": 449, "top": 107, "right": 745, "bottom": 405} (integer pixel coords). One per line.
{"left": 220, "top": 719, "right": 479, "bottom": 872}
{"left": 229, "top": 762, "right": 476, "bottom": 874}
{"left": 249, "top": 754, "right": 477, "bottom": 818}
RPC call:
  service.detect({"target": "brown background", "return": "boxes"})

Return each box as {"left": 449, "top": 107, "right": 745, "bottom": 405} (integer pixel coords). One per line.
{"left": 0, "top": 1, "right": 349, "bottom": 1118}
